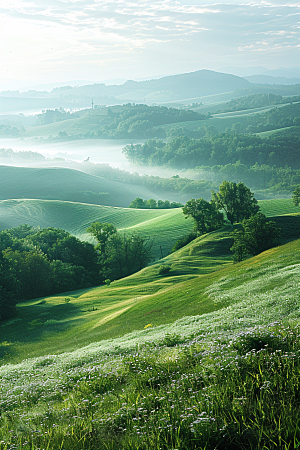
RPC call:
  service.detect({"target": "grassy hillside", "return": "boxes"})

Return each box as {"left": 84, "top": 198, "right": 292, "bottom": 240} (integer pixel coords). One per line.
{"left": 24, "top": 111, "right": 104, "bottom": 137}
{"left": 0, "top": 199, "right": 194, "bottom": 259}
{"left": 1, "top": 212, "right": 299, "bottom": 365}
{"left": 0, "top": 197, "right": 297, "bottom": 259}
{"left": 0, "top": 165, "right": 165, "bottom": 207}
{"left": 1, "top": 213, "right": 300, "bottom": 449}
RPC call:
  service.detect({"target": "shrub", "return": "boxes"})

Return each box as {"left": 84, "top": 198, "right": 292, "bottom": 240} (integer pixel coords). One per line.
{"left": 158, "top": 264, "right": 171, "bottom": 275}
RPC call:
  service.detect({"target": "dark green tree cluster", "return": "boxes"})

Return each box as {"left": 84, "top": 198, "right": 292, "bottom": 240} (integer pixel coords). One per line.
{"left": 129, "top": 197, "right": 183, "bottom": 209}
{"left": 182, "top": 181, "right": 259, "bottom": 234}
{"left": 0, "top": 224, "right": 152, "bottom": 321}
{"left": 230, "top": 213, "right": 280, "bottom": 262}
{"left": 95, "top": 104, "right": 207, "bottom": 139}
{"left": 211, "top": 181, "right": 259, "bottom": 225}
{"left": 87, "top": 222, "right": 152, "bottom": 280}
{"left": 181, "top": 181, "right": 279, "bottom": 262}
{"left": 183, "top": 198, "right": 224, "bottom": 234}
{"left": 35, "top": 108, "right": 77, "bottom": 125}
{"left": 292, "top": 186, "right": 300, "bottom": 206}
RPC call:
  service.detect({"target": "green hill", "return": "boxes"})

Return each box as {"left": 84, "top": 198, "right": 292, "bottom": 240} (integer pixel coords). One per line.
{"left": 1, "top": 211, "right": 299, "bottom": 364}
{"left": 1, "top": 211, "right": 300, "bottom": 449}
{"left": 0, "top": 197, "right": 297, "bottom": 260}
{"left": 0, "top": 165, "right": 165, "bottom": 207}
{"left": 0, "top": 199, "right": 194, "bottom": 259}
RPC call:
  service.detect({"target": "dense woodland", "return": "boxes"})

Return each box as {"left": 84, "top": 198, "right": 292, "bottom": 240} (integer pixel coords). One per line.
{"left": 123, "top": 128, "right": 300, "bottom": 169}
{"left": 0, "top": 224, "right": 152, "bottom": 321}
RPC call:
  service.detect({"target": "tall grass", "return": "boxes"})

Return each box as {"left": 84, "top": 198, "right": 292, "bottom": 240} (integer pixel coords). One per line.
{"left": 0, "top": 238, "right": 300, "bottom": 449}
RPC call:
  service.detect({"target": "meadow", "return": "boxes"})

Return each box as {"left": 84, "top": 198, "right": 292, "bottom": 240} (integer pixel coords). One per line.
{"left": 0, "top": 236, "right": 299, "bottom": 449}
{"left": 0, "top": 197, "right": 297, "bottom": 259}
{"left": 0, "top": 192, "right": 300, "bottom": 449}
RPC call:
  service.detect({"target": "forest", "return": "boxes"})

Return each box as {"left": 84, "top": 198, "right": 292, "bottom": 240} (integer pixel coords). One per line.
{"left": 123, "top": 128, "right": 300, "bottom": 180}
{"left": 0, "top": 224, "right": 152, "bottom": 321}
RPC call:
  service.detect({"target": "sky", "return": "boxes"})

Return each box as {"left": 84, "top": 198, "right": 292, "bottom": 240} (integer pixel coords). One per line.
{"left": 0, "top": 0, "right": 300, "bottom": 89}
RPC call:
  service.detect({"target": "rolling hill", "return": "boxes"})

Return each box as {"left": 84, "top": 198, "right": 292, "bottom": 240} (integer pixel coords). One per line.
{"left": 0, "top": 165, "right": 167, "bottom": 207}
{"left": 1, "top": 207, "right": 299, "bottom": 449}
{"left": 0, "top": 199, "right": 194, "bottom": 259}
{"left": 0, "top": 197, "right": 297, "bottom": 260}
{"left": 1, "top": 211, "right": 299, "bottom": 365}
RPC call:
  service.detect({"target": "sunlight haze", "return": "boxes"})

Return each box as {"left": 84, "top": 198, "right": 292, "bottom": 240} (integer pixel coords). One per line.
{"left": 1, "top": 0, "right": 299, "bottom": 88}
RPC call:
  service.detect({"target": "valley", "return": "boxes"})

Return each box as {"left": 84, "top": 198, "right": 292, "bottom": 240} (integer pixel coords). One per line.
{"left": 1, "top": 70, "right": 300, "bottom": 449}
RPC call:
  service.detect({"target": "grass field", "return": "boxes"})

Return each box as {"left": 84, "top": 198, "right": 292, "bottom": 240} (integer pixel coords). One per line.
{"left": 0, "top": 235, "right": 300, "bottom": 449}
{"left": 1, "top": 210, "right": 299, "bottom": 365}
{"left": 0, "top": 199, "right": 194, "bottom": 259}
{"left": 1, "top": 204, "right": 300, "bottom": 449}
{"left": 0, "top": 197, "right": 297, "bottom": 260}
{"left": 0, "top": 165, "right": 163, "bottom": 208}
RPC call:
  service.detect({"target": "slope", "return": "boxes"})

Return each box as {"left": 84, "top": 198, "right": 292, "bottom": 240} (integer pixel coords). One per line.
{"left": 0, "top": 165, "right": 163, "bottom": 207}
{"left": 0, "top": 199, "right": 194, "bottom": 259}
{"left": 1, "top": 212, "right": 299, "bottom": 364}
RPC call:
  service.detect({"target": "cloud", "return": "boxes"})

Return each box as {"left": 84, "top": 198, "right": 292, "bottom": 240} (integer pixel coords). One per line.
{"left": 1, "top": 1, "right": 300, "bottom": 84}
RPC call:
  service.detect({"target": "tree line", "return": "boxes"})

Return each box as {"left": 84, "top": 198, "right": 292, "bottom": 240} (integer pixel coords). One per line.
{"left": 129, "top": 198, "right": 183, "bottom": 209}
{"left": 0, "top": 224, "right": 152, "bottom": 321}
{"left": 123, "top": 128, "right": 300, "bottom": 170}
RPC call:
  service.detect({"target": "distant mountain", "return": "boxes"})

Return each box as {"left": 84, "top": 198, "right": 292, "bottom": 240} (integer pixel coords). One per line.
{"left": 220, "top": 66, "right": 300, "bottom": 80}
{"left": 68, "top": 70, "right": 251, "bottom": 102}
{"left": 244, "top": 75, "right": 300, "bottom": 85}
{"left": 0, "top": 70, "right": 252, "bottom": 112}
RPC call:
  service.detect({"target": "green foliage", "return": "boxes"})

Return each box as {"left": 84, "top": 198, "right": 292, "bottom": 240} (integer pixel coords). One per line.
{"left": 123, "top": 127, "right": 300, "bottom": 170}
{"left": 35, "top": 108, "right": 78, "bottom": 125}
{"left": 86, "top": 222, "right": 117, "bottom": 255}
{"left": 231, "top": 212, "right": 280, "bottom": 262}
{"left": 0, "top": 226, "right": 101, "bottom": 318}
{"left": 104, "top": 233, "right": 153, "bottom": 281}
{"left": 293, "top": 185, "right": 300, "bottom": 206}
{"left": 215, "top": 92, "right": 283, "bottom": 114}
{"left": 211, "top": 180, "right": 259, "bottom": 225}
{"left": 86, "top": 223, "right": 153, "bottom": 281}
{"left": 158, "top": 264, "right": 171, "bottom": 275}
{"left": 129, "top": 197, "right": 183, "bottom": 209}
{"left": 182, "top": 198, "right": 224, "bottom": 234}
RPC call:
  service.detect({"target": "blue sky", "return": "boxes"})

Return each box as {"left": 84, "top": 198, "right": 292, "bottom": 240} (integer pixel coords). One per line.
{"left": 0, "top": 1, "right": 299, "bottom": 88}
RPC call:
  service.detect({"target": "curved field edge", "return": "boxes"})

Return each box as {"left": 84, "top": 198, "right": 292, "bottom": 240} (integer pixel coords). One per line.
{"left": 0, "top": 197, "right": 297, "bottom": 257}
{"left": 0, "top": 199, "right": 194, "bottom": 259}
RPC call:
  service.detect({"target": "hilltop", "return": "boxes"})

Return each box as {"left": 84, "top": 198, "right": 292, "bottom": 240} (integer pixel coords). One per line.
{"left": 0, "top": 165, "right": 164, "bottom": 207}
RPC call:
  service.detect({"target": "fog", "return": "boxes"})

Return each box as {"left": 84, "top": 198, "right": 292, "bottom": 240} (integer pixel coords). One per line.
{"left": 0, "top": 137, "right": 190, "bottom": 179}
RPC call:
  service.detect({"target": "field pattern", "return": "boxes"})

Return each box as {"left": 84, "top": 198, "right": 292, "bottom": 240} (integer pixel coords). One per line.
{"left": 0, "top": 199, "right": 194, "bottom": 259}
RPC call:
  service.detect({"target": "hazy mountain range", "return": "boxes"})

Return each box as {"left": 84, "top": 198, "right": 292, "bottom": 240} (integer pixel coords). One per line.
{"left": 1, "top": 68, "right": 300, "bottom": 113}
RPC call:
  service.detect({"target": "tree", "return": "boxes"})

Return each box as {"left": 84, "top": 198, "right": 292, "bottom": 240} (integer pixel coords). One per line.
{"left": 182, "top": 198, "right": 224, "bottom": 234}
{"left": 129, "top": 197, "right": 146, "bottom": 209}
{"left": 145, "top": 199, "right": 157, "bottom": 209}
{"left": 86, "top": 222, "right": 117, "bottom": 255}
{"left": 105, "top": 233, "right": 153, "bottom": 280}
{"left": 231, "top": 212, "right": 280, "bottom": 262}
{"left": 211, "top": 181, "right": 259, "bottom": 225}
{"left": 292, "top": 186, "right": 300, "bottom": 206}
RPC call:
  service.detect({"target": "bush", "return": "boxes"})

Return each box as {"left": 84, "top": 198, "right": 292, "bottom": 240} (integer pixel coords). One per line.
{"left": 158, "top": 264, "right": 171, "bottom": 275}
